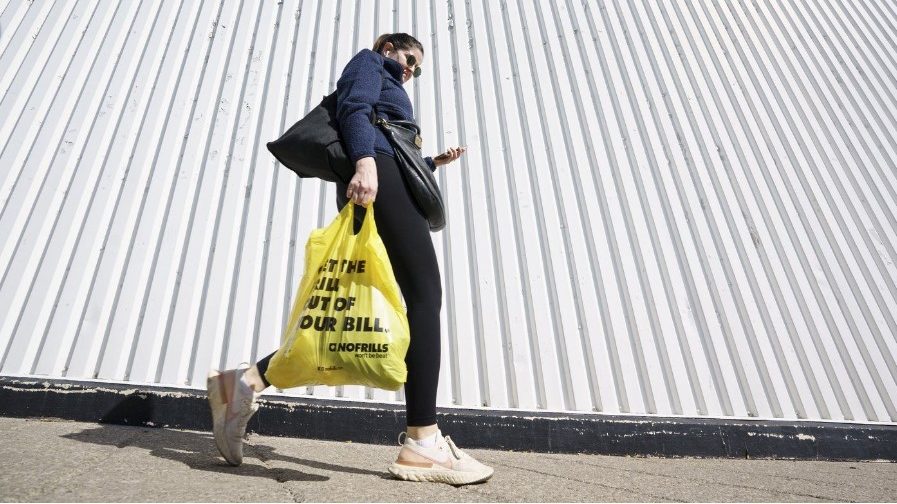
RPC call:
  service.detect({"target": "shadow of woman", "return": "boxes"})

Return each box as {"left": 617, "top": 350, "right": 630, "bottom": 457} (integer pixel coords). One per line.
{"left": 61, "top": 422, "right": 386, "bottom": 483}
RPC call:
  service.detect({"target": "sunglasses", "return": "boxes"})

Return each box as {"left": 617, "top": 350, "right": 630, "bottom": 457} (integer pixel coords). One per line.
{"left": 402, "top": 53, "right": 423, "bottom": 78}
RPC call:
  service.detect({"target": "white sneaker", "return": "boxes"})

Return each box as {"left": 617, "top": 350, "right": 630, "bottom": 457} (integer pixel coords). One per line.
{"left": 388, "top": 429, "right": 494, "bottom": 485}
{"left": 206, "top": 362, "right": 260, "bottom": 466}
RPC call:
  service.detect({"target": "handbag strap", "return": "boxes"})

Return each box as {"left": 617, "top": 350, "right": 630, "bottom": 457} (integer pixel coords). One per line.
{"left": 369, "top": 68, "right": 386, "bottom": 125}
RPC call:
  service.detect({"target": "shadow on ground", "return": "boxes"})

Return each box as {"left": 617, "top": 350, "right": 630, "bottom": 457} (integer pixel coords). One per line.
{"left": 57, "top": 393, "right": 394, "bottom": 485}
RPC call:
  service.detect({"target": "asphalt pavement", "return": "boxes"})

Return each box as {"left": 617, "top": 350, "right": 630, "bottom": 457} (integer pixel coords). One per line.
{"left": 1, "top": 416, "right": 895, "bottom": 502}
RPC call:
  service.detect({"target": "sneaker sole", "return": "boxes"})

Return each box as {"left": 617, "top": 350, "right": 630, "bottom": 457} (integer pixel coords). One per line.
{"left": 387, "top": 462, "right": 494, "bottom": 486}
{"left": 206, "top": 370, "right": 241, "bottom": 466}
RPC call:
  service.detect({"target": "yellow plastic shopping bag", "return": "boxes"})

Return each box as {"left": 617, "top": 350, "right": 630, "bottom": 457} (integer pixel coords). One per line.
{"left": 264, "top": 201, "right": 410, "bottom": 390}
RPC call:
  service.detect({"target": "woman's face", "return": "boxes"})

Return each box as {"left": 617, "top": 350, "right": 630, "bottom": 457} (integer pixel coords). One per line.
{"left": 382, "top": 43, "right": 423, "bottom": 84}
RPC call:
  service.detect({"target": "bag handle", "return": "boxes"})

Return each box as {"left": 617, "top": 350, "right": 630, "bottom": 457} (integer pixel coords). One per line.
{"left": 369, "top": 66, "right": 386, "bottom": 125}
{"left": 338, "top": 200, "right": 377, "bottom": 238}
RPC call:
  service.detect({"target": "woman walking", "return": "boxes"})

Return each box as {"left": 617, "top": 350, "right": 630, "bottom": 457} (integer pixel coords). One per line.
{"left": 206, "top": 33, "right": 494, "bottom": 486}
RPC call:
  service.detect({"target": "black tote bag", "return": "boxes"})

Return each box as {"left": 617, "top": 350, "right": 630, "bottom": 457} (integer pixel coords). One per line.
{"left": 266, "top": 92, "right": 355, "bottom": 185}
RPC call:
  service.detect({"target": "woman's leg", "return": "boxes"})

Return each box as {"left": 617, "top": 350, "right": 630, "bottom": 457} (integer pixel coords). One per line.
{"left": 338, "top": 152, "right": 443, "bottom": 429}
{"left": 245, "top": 353, "right": 275, "bottom": 392}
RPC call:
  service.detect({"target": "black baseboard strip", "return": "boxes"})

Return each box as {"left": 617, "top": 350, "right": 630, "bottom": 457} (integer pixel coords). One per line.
{"left": 1, "top": 376, "right": 895, "bottom": 461}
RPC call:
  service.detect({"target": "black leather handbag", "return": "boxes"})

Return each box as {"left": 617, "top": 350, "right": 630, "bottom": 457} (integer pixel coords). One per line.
{"left": 266, "top": 92, "right": 354, "bottom": 185}
{"left": 373, "top": 117, "right": 446, "bottom": 231}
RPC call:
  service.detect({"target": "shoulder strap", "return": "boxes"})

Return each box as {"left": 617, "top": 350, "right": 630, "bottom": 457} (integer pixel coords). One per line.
{"left": 370, "top": 68, "right": 386, "bottom": 125}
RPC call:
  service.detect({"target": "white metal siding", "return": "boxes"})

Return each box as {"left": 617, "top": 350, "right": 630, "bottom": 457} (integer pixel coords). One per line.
{"left": 1, "top": 0, "right": 896, "bottom": 423}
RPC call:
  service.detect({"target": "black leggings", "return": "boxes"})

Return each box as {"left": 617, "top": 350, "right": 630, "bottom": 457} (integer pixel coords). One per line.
{"left": 255, "top": 152, "right": 442, "bottom": 427}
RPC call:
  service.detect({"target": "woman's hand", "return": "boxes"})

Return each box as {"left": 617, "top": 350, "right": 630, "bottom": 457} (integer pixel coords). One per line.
{"left": 347, "top": 157, "right": 378, "bottom": 206}
{"left": 432, "top": 146, "right": 467, "bottom": 167}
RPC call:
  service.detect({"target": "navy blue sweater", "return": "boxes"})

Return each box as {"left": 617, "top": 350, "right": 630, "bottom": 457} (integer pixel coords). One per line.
{"left": 336, "top": 49, "right": 436, "bottom": 172}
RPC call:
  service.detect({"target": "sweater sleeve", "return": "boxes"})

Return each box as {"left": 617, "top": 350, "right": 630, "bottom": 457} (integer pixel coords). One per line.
{"left": 336, "top": 49, "right": 383, "bottom": 164}
{"left": 424, "top": 156, "right": 436, "bottom": 172}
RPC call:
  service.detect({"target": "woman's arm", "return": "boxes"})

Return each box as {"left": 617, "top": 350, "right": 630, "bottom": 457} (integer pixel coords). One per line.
{"left": 336, "top": 49, "right": 382, "bottom": 165}
{"left": 337, "top": 49, "right": 382, "bottom": 206}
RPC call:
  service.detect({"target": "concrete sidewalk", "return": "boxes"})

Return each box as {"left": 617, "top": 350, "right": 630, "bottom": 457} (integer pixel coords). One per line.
{"left": 1, "top": 416, "right": 895, "bottom": 502}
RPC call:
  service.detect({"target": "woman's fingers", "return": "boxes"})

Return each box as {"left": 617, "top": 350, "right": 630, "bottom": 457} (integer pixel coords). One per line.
{"left": 356, "top": 188, "right": 368, "bottom": 205}
{"left": 432, "top": 146, "right": 466, "bottom": 167}
{"left": 346, "top": 170, "right": 377, "bottom": 205}
{"left": 347, "top": 185, "right": 359, "bottom": 201}
{"left": 349, "top": 186, "right": 375, "bottom": 206}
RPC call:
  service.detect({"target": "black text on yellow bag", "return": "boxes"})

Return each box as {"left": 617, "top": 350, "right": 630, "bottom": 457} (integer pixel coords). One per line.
{"left": 264, "top": 201, "right": 410, "bottom": 390}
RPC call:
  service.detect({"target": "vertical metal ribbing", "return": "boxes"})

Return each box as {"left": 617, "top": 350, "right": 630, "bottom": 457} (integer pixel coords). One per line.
{"left": 870, "top": 0, "right": 897, "bottom": 34}
{"left": 239, "top": 0, "right": 287, "bottom": 383}
{"left": 794, "top": 0, "right": 897, "bottom": 316}
{"left": 125, "top": 0, "right": 226, "bottom": 385}
{"left": 784, "top": 0, "right": 897, "bottom": 419}
{"left": 517, "top": 2, "right": 575, "bottom": 409}
{"left": 622, "top": 0, "right": 716, "bottom": 416}
{"left": 156, "top": 0, "right": 230, "bottom": 379}
{"left": 424, "top": 0, "right": 461, "bottom": 407}
{"left": 838, "top": 1, "right": 897, "bottom": 203}
{"left": 81, "top": 0, "right": 165, "bottom": 380}
{"left": 0, "top": 0, "right": 86, "bottom": 369}
{"left": 497, "top": 0, "right": 548, "bottom": 411}
{"left": 639, "top": 0, "right": 738, "bottom": 417}
{"left": 621, "top": 0, "right": 721, "bottom": 417}
{"left": 212, "top": 0, "right": 267, "bottom": 376}
{"left": 0, "top": 1, "right": 60, "bottom": 163}
{"left": 1, "top": 0, "right": 895, "bottom": 423}
{"left": 600, "top": 0, "right": 720, "bottom": 416}
{"left": 717, "top": 0, "right": 856, "bottom": 420}
{"left": 0, "top": 0, "right": 99, "bottom": 374}
{"left": 0, "top": 1, "right": 29, "bottom": 57}
{"left": 273, "top": 0, "right": 309, "bottom": 395}
{"left": 316, "top": 3, "right": 344, "bottom": 227}
{"left": 21, "top": 2, "right": 126, "bottom": 380}
{"left": 477, "top": 0, "right": 531, "bottom": 409}
{"left": 41, "top": 2, "right": 141, "bottom": 380}
{"left": 154, "top": 1, "right": 224, "bottom": 383}
{"left": 739, "top": 0, "right": 863, "bottom": 420}
{"left": 860, "top": 0, "right": 897, "bottom": 60}
{"left": 678, "top": 0, "right": 796, "bottom": 419}
{"left": 632, "top": 0, "right": 736, "bottom": 414}
{"left": 582, "top": 0, "right": 687, "bottom": 415}
{"left": 767, "top": 1, "right": 892, "bottom": 421}
{"left": 672, "top": 0, "right": 785, "bottom": 418}
{"left": 328, "top": 0, "right": 347, "bottom": 400}
{"left": 538, "top": 0, "right": 608, "bottom": 413}
{"left": 752, "top": 0, "right": 886, "bottom": 419}
{"left": 702, "top": 0, "right": 826, "bottom": 419}
{"left": 120, "top": 0, "right": 197, "bottom": 382}
{"left": 459, "top": 0, "right": 497, "bottom": 406}
{"left": 250, "top": 0, "right": 291, "bottom": 370}
{"left": 298, "top": 0, "right": 324, "bottom": 397}
{"left": 441, "top": 0, "right": 466, "bottom": 404}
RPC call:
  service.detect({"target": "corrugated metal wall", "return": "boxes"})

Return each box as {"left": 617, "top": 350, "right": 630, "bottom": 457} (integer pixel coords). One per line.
{"left": 1, "top": 0, "right": 896, "bottom": 424}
